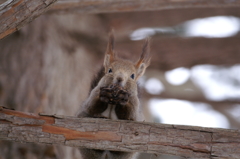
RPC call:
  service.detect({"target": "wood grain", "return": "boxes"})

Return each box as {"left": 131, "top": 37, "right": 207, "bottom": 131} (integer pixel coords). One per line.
{"left": 0, "top": 0, "right": 57, "bottom": 39}
{"left": 1, "top": 107, "right": 240, "bottom": 158}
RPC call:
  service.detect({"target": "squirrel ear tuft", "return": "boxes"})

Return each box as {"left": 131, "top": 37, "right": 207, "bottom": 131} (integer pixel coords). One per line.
{"left": 135, "top": 38, "right": 151, "bottom": 80}
{"left": 104, "top": 30, "right": 115, "bottom": 70}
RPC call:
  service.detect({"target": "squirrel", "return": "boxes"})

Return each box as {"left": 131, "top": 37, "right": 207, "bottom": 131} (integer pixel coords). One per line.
{"left": 77, "top": 31, "right": 151, "bottom": 159}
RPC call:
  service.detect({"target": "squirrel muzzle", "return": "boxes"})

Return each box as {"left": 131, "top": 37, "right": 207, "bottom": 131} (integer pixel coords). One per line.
{"left": 113, "top": 71, "right": 127, "bottom": 87}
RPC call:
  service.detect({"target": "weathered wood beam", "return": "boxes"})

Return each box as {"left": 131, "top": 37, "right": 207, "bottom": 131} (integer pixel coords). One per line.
{"left": 51, "top": 0, "right": 240, "bottom": 14}
{"left": 0, "top": 0, "right": 57, "bottom": 39}
{"left": 115, "top": 37, "right": 240, "bottom": 71}
{"left": 1, "top": 0, "right": 240, "bottom": 40}
{"left": 1, "top": 106, "right": 240, "bottom": 158}
{"left": 143, "top": 91, "right": 240, "bottom": 107}
{"left": 96, "top": 8, "right": 240, "bottom": 40}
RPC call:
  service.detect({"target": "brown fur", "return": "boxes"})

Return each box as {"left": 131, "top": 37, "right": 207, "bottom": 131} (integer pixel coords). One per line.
{"left": 77, "top": 31, "right": 150, "bottom": 159}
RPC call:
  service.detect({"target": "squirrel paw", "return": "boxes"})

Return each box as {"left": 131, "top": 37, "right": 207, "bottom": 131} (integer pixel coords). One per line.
{"left": 116, "top": 89, "right": 129, "bottom": 105}
{"left": 100, "top": 86, "right": 129, "bottom": 105}
{"left": 99, "top": 87, "right": 113, "bottom": 103}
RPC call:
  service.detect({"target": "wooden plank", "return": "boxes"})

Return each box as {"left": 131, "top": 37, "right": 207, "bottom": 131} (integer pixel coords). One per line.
{"left": 51, "top": 0, "right": 240, "bottom": 14}
{"left": 1, "top": 0, "right": 240, "bottom": 39}
{"left": 1, "top": 107, "right": 240, "bottom": 158}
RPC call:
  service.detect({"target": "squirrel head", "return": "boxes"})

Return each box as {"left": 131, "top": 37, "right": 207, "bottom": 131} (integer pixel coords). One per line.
{"left": 103, "top": 31, "right": 151, "bottom": 88}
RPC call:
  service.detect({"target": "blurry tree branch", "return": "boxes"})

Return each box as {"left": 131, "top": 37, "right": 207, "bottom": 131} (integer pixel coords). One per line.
{"left": 1, "top": 106, "right": 240, "bottom": 158}
{"left": 143, "top": 91, "right": 240, "bottom": 106}
{"left": 116, "top": 37, "right": 240, "bottom": 71}
{"left": 143, "top": 91, "right": 240, "bottom": 128}
{"left": 97, "top": 8, "right": 240, "bottom": 36}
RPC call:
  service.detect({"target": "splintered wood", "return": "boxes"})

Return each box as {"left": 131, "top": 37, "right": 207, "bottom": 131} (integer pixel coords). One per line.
{"left": 0, "top": 107, "right": 240, "bottom": 158}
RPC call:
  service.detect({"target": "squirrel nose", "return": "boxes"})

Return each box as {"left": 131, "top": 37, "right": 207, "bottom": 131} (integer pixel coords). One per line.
{"left": 117, "top": 77, "right": 123, "bottom": 83}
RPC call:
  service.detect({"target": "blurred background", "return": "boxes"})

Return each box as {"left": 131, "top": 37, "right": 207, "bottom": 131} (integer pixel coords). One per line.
{"left": 0, "top": 1, "right": 240, "bottom": 159}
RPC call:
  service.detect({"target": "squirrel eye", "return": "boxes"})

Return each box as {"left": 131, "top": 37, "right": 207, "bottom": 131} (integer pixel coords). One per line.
{"left": 130, "top": 74, "right": 135, "bottom": 79}
{"left": 108, "top": 68, "right": 112, "bottom": 73}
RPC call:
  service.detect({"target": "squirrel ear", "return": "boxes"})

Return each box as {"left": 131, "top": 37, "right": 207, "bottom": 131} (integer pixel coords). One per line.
{"left": 104, "top": 30, "right": 115, "bottom": 70}
{"left": 135, "top": 38, "right": 151, "bottom": 80}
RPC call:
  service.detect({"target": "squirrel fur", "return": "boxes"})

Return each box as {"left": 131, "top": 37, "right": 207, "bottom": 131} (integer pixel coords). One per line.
{"left": 77, "top": 31, "right": 151, "bottom": 159}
